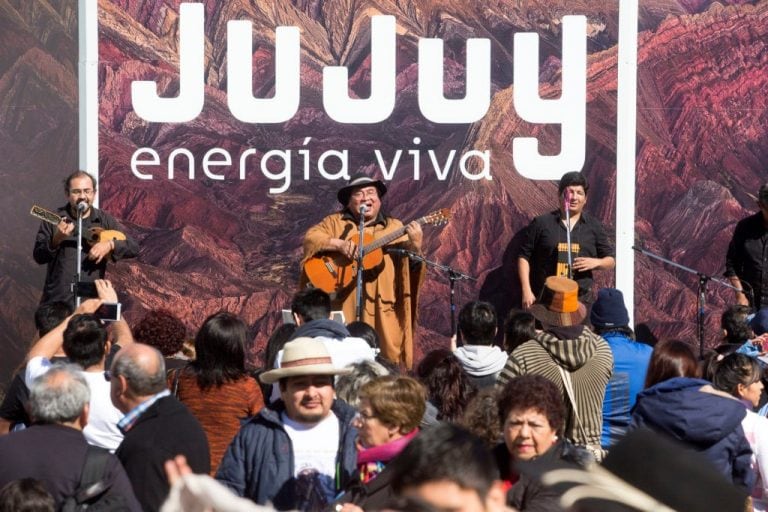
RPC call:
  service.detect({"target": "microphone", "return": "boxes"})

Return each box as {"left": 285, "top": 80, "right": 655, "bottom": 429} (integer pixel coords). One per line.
{"left": 77, "top": 201, "right": 88, "bottom": 214}
{"left": 387, "top": 248, "right": 422, "bottom": 260}
{"left": 359, "top": 204, "right": 367, "bottom": 216}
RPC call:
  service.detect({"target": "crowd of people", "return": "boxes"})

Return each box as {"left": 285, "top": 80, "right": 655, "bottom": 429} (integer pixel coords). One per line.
{"left": 2, "top": 171, "right": 768, "bottom": 511}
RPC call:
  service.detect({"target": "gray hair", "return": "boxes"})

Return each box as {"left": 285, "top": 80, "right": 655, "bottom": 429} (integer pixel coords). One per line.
{"left": 28, "top": 365, "right": 90, "bottom": 424}
{"left": 112, "top": 346, "right": 167, "bottom": 395}
{"left": 335, "top": 360, "right": 390, "bottom": 407}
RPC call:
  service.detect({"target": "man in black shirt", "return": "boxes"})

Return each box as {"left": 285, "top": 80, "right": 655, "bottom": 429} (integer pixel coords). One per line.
{"left": 725, "top": 183, "right": 768, "bottom": 309}
{"left": 518, "top": 172, "right": 615, "bottom": 308}
{"left": 32, "top": 170, "right": 138, "bottom": 306}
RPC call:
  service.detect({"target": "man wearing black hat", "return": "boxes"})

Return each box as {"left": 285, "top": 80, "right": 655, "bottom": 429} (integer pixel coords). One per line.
{"left": 300, "top": 174, "right": 424, "bottom": 369}
{"left": 725, "top": 182, "right": 768, "bottom": 309}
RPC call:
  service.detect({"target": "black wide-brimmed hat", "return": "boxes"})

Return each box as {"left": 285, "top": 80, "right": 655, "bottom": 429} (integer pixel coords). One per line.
{"left": 337, "top": 173, "right": 387, "bottom": 205}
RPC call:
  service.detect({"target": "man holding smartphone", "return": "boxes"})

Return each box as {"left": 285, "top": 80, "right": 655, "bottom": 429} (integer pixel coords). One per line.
{"left": 32, "top": 170, "right": 138, "bottom": 306}
{"left": 23, "top": 280, "right": 132, "bottom": 452}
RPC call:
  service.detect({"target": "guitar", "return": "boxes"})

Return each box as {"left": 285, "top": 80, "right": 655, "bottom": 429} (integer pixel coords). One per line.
{"left": 303, "top": 208, "right": 451, "bottom": 295}
{"left": 30, "top": 205, "right": 127, "bottom": 245}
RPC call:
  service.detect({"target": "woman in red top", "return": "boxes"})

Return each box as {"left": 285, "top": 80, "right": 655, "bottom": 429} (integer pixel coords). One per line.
{"left": 169, "top": 311, "right": 264, "bottom": 475}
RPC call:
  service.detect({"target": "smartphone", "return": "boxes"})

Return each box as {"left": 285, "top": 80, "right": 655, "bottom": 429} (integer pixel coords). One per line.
{"left": 95, "top": 302, "right": 122, "bottom": 322}
{"left": 75, "top": 281, "right": 99, "bottom": 298}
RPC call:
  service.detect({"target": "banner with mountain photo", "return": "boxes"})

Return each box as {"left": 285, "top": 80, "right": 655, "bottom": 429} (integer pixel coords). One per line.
{"left": 1, "top": 0, "right": 766, "bottom": 385}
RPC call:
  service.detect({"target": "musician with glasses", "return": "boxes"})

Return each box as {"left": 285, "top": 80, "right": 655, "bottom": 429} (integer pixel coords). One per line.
{"left": 32, "top": 170, "right": 138, "bottom": 306}
{"left": 300, "top": 174, "right": 425, "bottom": 369}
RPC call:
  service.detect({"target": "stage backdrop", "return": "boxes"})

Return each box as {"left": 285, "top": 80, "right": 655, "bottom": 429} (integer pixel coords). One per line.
{"left": 2, "top": 0, "right": 767, "bottom": 389}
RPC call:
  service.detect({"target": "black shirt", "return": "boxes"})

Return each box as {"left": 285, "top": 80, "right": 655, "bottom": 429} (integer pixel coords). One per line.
{"left": 519, "top": 210, "right": 614, "bottom": 303}
{"left": 725, "top": 212, "right": 768, "bottom": 309}
{"left": 32, "top": 205, "right": 139, "bottom": 306}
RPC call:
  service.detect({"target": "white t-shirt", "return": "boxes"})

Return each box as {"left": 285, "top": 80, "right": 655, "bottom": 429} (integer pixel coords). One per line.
{"left": 281, "top": 411, "right": 340, "bottom": 505}
{"left": 743, "top": 409, "right": 768, "bottom": 511}
{"left": 79, "top": 371, "right": 124, "bottom": 452}
{"left": 24, "top": 357, "right": 124, "bottom": 452}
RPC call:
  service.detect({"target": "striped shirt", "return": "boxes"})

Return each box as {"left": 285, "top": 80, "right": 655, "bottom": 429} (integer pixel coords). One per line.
{"left": 497, "top": 327, "right": 613, "bottom": 447}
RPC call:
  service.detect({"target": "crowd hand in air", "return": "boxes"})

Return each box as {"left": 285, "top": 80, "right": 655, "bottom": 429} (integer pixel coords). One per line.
{"left": 95, "top": 279, "right": 118, "bottom": 303}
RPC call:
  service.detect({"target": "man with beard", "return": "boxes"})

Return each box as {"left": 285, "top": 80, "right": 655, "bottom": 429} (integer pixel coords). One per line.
{"left": 33, "top": 170, "right": 138, "bottom": 306}
{"left": 216, "top": 338, "right": 357, "bottom": 511}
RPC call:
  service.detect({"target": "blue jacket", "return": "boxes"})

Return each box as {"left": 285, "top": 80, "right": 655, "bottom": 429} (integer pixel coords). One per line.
{"left": 631, "top": 377, "right": 754, "bottom": 490}
{"left": 215, "top": 399, "right": 358, "bottom": 510}
{"left": 600, "top": 332, "right": 652, "bottom": 448}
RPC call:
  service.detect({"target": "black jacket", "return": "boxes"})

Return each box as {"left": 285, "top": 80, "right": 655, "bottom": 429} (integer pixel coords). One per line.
{"left": 116, "top": 396, "right": 210, "bottom": 511}
{"left": 0, "top": 423, "right": 141, "bottom": 510}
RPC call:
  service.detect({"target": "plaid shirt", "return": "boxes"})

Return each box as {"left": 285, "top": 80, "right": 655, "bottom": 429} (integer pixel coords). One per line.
{"left": 117, "top": 389, "right": 171, "bottom": 434}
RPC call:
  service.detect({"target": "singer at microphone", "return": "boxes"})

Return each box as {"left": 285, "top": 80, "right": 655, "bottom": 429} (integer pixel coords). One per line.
{"left": 300, "top": 173, "right": 426, "bottom": 369}
{"left": 32, "top": 170, "right": 139, "bottom": 306}
{"left": 517, "top": 171, "right": 615, "bottom": 309}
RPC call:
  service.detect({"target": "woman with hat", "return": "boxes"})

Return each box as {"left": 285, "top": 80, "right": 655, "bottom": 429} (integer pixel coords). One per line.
{"left": 299, "top": 173, "right": 425, "bottom": 370}
{"left": 496, "top": 276, "right": 613, "bottom": 459}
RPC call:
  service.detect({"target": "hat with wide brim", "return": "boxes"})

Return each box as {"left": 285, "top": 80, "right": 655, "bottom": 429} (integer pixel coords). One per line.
{"left": 529, "top": 276, "right": 587, "bottom": 327}
{"left": 337, "top": 173, "right": 387, "bottom": 205}
{"left": 259, "top": 337, "right": 352, "bottom": 384}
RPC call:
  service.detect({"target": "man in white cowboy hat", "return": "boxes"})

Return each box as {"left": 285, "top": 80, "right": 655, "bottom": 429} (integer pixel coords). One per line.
{"left": 300, "top": 173, "right": 425, "bottom": 369}
{"left": 497, "top": 276, "right": 613, "bottom": 459}
{"left": 215, "top": 338, "right": 358, "bottom": 511}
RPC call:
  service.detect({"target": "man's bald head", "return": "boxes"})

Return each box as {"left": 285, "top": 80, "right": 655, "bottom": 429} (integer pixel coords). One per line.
{"left": 111, "top": 343, "right": 167, "bottom": 397}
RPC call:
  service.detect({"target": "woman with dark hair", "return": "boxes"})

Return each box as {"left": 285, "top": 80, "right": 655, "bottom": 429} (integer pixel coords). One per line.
{"left": 334, "top": 376, "right": 426, "bottom": 511}
{"left": 713, "top": 353, "right": 768, "bottom": 510}
{"left": 503, "top": 309, "right": 536, "bottom": 354}
{"left": 495, "top": 375, "right": 590, "bottom": 511}
{"left": 415, "top": 349, "right": 476, "bottom": 422}
{"left": 256, "top": 323, "right": 297, "bottom": 400}
{"left": 169, "top": 311, "right": 264, "bottom": 475}
{"left": 643, "top": 339, "right": 699, "bottom": 388}
{"left": 631, "top": 340, "right": 755, "bottom": 490}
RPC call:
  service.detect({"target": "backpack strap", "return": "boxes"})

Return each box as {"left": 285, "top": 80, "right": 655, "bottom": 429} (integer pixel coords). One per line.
{"left": 74, "top": 444, "right": 112, "bottom": 504}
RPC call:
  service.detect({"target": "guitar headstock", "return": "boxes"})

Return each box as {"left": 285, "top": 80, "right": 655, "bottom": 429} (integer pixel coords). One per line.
{"left": 422, "top": 208, "right": 452, "bottom": 227}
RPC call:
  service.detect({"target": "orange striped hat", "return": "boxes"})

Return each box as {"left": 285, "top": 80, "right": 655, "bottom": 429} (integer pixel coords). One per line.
{"left": 529, "top": 276, "right": 587, "bottom": 327}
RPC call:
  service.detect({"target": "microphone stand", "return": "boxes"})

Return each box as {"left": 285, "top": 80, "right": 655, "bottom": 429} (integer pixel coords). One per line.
{"left": 388, "top": 249, "right": 476, "bottom": 339}
{"left": 632, "top": 245, "right": 744, "bottom": 357}
{"left": 355, "top": 208, "right": 367, "bottom": 322}
{"left": 564, "top": 190, "right": 573, "bottom": 279}
{"left": 74, "top": 204, "right": 85, "bottom": 308}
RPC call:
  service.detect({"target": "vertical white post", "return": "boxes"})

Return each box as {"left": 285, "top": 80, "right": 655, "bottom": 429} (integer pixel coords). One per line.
{"left": 78, "top": 0, "right": 99, "bottom": 205}
{"left": 616, "top": 0, "right": 639, "bottom": 326}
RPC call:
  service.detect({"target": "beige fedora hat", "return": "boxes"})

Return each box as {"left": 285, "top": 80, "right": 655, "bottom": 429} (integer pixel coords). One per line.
{"left": 259, "top": 337, "right": 352, "bottom": 384}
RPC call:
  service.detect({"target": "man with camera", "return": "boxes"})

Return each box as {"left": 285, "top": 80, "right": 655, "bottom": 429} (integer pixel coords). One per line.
{"left": 23, "top": 279, "right": 132, "bottom": 452}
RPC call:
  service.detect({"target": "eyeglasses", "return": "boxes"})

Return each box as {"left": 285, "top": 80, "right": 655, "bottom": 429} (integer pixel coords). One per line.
{"left": 354, "top": 410, "right": 377, "bottom": 422}
{"left": 69, "top": 188, "right": 94, "bottom": 196}
{"left": 350, "top": 189, "right": 379, "bottom": 200}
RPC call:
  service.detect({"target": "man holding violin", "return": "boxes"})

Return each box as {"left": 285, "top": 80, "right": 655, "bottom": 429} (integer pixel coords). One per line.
{"left": 300, "top": 174, "right": 425, "bottom": 369}
{"left": 33, "top": 170, "right": 138, "bottom": 306}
